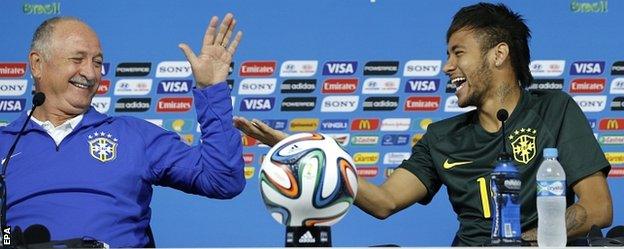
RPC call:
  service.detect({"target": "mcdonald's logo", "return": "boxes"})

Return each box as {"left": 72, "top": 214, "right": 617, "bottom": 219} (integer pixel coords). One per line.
{"left": 599, "top": 119, "right": 624, "bottom": 130}
{"left": 351, "top": 118, "right": 380, "bottom": 131}
{"left": 242, "top": 135, "right": 259, "bottom": 147}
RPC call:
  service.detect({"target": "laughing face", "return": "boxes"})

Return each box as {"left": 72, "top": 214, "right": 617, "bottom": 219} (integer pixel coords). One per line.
{"left": 444, "top": 28, "right": 494, "bottom": 108}
{"left": 31, "top": 20, "right": 103, "bottom": 116}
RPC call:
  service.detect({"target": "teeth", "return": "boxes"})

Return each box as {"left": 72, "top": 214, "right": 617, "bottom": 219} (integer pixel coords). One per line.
{"left": 70, "top": 81, "right": 93, "bottom": 89}
{"left": 451, "top": 77, "right": 466, "bottom": 84}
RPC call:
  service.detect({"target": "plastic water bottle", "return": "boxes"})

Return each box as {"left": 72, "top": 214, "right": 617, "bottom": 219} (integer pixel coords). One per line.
{"left": 490, "top": 153, "right": 522, "bottom": 245}
{"left": 537, "top": 148, "right": 567, "bottom": 247}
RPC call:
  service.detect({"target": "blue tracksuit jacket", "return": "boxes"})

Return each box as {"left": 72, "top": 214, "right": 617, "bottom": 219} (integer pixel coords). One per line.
{"left": 0, "top": 82, "right": 245, "bottom": 247}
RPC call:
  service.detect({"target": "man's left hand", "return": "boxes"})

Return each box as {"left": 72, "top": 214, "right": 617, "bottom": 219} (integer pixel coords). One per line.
{"left": 179, "top": 13, "right": 242, "bottom": 88}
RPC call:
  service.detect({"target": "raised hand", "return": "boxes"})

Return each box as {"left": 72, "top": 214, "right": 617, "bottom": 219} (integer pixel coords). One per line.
{"left": 233, "top": 116, "right": 288, "bottom": 147}
{"left": 179, "top": 13, "right": 242, "bottom": 88}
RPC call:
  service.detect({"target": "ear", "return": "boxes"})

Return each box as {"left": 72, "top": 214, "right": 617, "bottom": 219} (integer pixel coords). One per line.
{"left": 29, "top": 51, "right": 44, "bottom": 80}
{"left": 492, "top": 42, "right": 510, "bottom": 67}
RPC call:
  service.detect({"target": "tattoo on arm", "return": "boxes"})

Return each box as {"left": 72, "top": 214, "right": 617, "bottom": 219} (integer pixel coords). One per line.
{"left": 566, "top": 204, "right": 588, "bottom": 234}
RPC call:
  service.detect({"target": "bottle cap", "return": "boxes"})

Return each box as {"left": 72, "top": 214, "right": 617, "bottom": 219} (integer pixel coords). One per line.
{"left": 543, "top": 148, "right": 558, "bottom": 158}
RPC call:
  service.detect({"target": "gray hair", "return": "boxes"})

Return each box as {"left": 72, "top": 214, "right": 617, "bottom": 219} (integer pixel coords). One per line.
{"left": 30, "top": 16, "right": 82, "bottom": 60}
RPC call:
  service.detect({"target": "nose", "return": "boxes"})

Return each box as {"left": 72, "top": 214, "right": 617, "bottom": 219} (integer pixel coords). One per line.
{"left": 79, "top": 60, "right": 100, "bottom": 81}
{"left": 443, "top": 57, "right": 456, "bottom": 76}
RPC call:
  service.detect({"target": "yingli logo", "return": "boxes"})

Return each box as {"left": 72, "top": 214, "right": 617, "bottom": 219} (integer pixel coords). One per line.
{"left": 157, "top": 97, "right": 193, "bottom": 112}
{"left": 0, "top": 63, "right": 27, "bottom": 78}
{"left": 570, "top": 78, "right": 605, "bottom": 93}
{"left": 322, "top": 78, "right": 358, "bottom": 94}
{"left": 351, "top": 119, "right": 380, "bottom": 131}
{"left": 239, "top": 61, "right": 276, "bottom": 77}
{"left": 405, "top": 96, "right": 440, "bottom": 111}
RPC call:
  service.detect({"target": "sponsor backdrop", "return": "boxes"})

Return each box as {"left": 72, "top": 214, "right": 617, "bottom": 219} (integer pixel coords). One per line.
{"left": 1, "top": 0, "right": 622, "bottom": 246}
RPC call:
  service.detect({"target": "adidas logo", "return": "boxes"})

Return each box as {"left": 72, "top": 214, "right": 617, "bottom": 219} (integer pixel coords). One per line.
{"left": 298, "top": 231, "right": 316, "bottom": 243}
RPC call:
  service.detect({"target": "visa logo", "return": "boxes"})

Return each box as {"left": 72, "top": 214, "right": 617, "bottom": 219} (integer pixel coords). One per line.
{"left": 570, "top": 61, "right": 605, "bottom": 75}
{"left": 320, "top": 119, "right": 349, "bottom": 131}
{"left": 322, "top": 61, "right": 357, "bottom": 75}
{"left": 239, "top": 97, "right": 275, "bottom": 111}
{"left": 405, "top": 79, "right": 439, "bottom": 93}
{"left": 157, "top": 80, "right": 191, "bottom": 94}
{"left": 0, "top": 99, "right": 25, "bottom": 112}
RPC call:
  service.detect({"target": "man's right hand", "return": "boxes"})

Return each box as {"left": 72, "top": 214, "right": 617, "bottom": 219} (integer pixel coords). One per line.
{"left": 233, "top": 117, "right": 288, "bottom": 147}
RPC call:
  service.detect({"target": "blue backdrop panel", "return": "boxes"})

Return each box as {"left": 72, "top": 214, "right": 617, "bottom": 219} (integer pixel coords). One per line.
{"left": 0, "top": 0, "right": 622, "bottom": 246}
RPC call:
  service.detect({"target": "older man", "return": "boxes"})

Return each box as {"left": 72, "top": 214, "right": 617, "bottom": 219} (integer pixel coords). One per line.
{"left": 0, "top": 14, "right": 244, "bottom": 247}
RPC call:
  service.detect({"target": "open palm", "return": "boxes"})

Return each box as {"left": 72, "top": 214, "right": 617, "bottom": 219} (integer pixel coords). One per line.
{"left": 179, "top": 13, "right": 242, "bottom": 88}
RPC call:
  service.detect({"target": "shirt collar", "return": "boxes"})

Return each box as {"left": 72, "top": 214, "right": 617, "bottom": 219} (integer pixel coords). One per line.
{"left": 30, "top": 113, "right": 83, "bottom": 132}
{"left": 1, "top": 106, "right": 111, "bottom": 134}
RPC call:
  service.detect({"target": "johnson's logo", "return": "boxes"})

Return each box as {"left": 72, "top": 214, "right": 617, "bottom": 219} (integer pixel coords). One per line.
{"left": 356, "top": 166, "right": 379, "bottom": 178}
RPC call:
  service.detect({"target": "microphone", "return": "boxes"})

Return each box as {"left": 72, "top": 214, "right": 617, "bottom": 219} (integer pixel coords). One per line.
{"left": 497, "top": 109, "right": 509, "bottom": 155}
{"left": 1, "top": 92, "right": 46, "bottom": 243}
{"left": 23, "top": 224, "right": 51, "bottom": 245}
{"left": 606, "top": 225, "right": 624, "bottom": 239}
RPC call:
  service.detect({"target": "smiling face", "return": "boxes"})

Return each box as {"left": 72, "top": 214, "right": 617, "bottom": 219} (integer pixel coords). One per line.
{"left": 30, "top": 20, "right": 103, "bottom": 116}
{"left": 444, "top": 28, "right": 495, "bottom": 108}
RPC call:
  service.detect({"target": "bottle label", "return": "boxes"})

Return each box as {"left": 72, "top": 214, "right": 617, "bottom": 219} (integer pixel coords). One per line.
{"left": 537, "top": 180, "right": 566, "bottom": 197}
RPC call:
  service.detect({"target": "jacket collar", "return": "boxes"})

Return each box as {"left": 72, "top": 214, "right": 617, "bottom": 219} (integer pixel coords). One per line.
{"left": 2, "top": 106, "right": 111, "bottom": 134}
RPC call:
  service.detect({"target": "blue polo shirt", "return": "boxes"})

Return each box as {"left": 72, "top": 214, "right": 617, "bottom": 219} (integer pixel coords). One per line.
{"left": 0, "top": 82, "right": 245, "bottom": 247}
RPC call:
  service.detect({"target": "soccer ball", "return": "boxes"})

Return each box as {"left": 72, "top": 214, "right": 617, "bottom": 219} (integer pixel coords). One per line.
{"left": 259, "top": 132, "right": 358, "bottom": 227}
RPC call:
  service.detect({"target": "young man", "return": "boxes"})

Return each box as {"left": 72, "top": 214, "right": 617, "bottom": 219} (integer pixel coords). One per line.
{"left": 0, "top": 14, "right": 244, "bottom": 247}
{"left": 234, "top": 3, "right": 612, "bottom": 246}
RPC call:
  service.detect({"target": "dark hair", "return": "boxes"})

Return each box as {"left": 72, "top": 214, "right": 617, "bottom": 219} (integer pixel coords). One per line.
{"left": 447, "top": 3, "right": 533, "bottom": 88}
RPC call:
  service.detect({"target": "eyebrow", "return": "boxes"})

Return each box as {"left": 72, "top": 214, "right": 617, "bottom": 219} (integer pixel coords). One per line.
{"left": 72, "top": 51, "right": 104, "bottom": 59}
{"left": 450, "top": 45, "right": 465, "bottom": 52}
